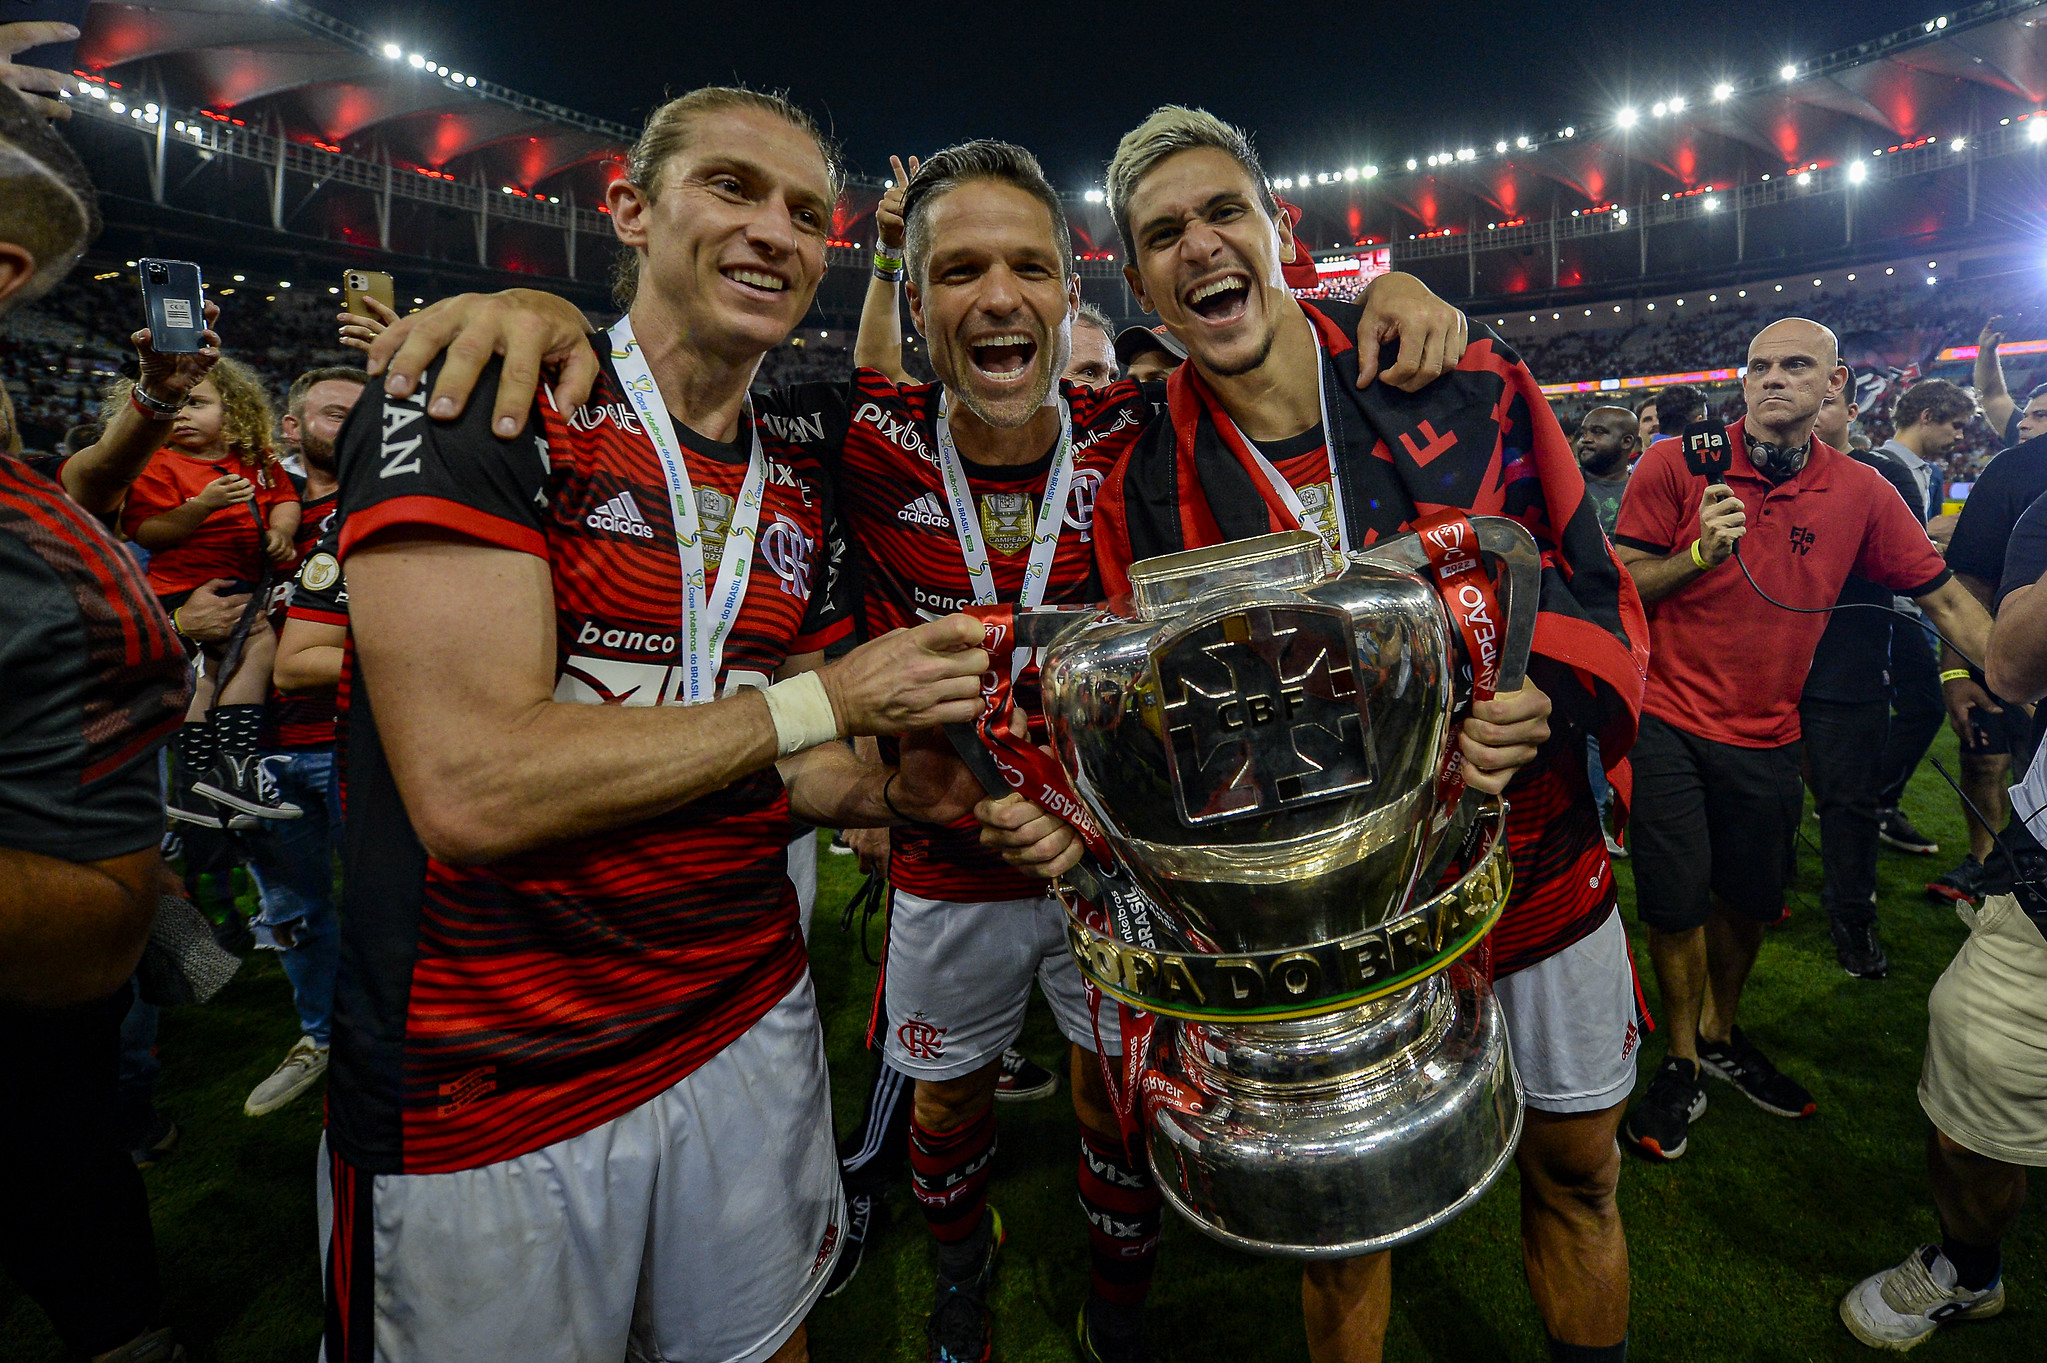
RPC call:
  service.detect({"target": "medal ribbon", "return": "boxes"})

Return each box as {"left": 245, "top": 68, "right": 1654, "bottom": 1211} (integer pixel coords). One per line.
{"left": 934, "top": 392, "right": 1076, "bottom": 611}
{"left": 1204, "top": 329, "right": 1352, "bottom": 557}
{"left": 609, "top": 315, "right": 769, "bottom": 705}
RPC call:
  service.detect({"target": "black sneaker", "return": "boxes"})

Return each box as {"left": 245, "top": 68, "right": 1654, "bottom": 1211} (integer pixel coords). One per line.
{"left": 165, "top": 780, "right": 224, "bottom": 829}
{"left": 1696, "top": 1027, "right": 1816, "bottom": 1117}
{"left": 131, "top": 1112, "right": 180, "bottom": 1170}
{"left": 995, "top": 1048, "right": 1058, "bottom": 1102}
{"left": 1622, "top": 1056, "right": 1706, "bottom": 1160}
{"left": 823, "top": 1188, "right": 877, "bottom": 1299}
{"left": 1078, "top": 1297, "right": 1151, "bottom": 1363}
{"left": 193, "top": 753, "right": 302, "bottom": 821}
{"left": 1830, "top": 918, "right": 1889, "bottom": 979}
{"left": 927, "top": 1207, "right": 1004, "bottom": 1363}
{"left": 1877, "top": 808, "right": 1938, "bottom": 855}
{"left": 1927, "top": 856, "right": 1989, "bottom": 907}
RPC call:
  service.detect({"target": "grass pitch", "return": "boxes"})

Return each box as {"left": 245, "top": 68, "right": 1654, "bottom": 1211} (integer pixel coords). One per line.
{"left": 3, "top": 727, "right": 2042, "bottom": 1360}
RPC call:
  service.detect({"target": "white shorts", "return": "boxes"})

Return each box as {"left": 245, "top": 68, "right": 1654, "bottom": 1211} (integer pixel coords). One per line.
{"left": 1920, "top": 893, "right": 2047, "bottom": 1166}
{"left": 881, "top": 888, "right": 1121, "bottom": 1080}
{"left": 318, "top": 973, "right": 843, "bottom": 1363}
{"left": 1493, "top": 909, "right": 1641, "bottom": 1114}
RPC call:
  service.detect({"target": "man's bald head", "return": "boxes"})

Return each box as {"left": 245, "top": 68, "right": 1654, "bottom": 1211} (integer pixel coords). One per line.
{"left": 1743, "top": 317, "right": 1848, "bottom": 445}
{"left": 1574, "top": 404, "right": 1639, "bottom": 477}
{"left": 1749, "top": 318, "right": 1840, "bottom": 370}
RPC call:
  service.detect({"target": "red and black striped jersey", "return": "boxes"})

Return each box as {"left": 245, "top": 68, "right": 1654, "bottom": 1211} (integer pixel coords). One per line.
{"left": 1242, "top": 421, "right": 1618, "bottom": 975}
{"left": 760, "top": 371, "right": 1151, "bottom": 901}
{"left": 0, "top": 455, "right": 191, "bottom": 861}
{"left": 329, "top": 344, "right": 852, "bottom": 1176}
{"left": 263, "top": 490, "right": 340, "bottom": 750}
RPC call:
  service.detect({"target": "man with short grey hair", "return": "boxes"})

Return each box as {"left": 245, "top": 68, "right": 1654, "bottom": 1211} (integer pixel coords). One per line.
{"left": 1066, "top": 301, "right": 1118, "bottom": 389}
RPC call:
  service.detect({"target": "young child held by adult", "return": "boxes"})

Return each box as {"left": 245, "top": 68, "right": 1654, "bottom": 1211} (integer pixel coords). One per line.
{"left": 119, "top": 356, "right": 303, "bottom": 823}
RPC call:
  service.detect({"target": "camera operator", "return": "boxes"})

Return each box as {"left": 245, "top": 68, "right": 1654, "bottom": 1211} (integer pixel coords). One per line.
{"left": 1612, "top": 319, "right": 1992, "bottom": 1163}
{"left": 1840, "top": 481, "right": 2047, "bottom": 1350}
{"left": 0, "top": 79, "right": 191, "bottom": 1363}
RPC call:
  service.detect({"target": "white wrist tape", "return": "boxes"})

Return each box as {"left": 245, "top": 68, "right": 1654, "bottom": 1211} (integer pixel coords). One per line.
{"left": 761, "top": 671, "right": 841, "bottom": 757}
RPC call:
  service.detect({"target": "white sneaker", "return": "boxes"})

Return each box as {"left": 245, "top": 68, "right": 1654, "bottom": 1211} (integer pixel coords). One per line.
{"left": 243, "top": 1036, "right": 330, "bottom": 1116}
{"left": 1841, "top": 1244, "right": 2004, "bottom": 1350}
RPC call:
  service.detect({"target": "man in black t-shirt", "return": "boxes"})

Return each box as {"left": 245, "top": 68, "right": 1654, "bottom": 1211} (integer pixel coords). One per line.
{"left": 1931, "top": 429, "right": 2047, "bottom": 905}
{"left": 1799, "top": 388, "right": 1920, "bottom": 977}
{"left": 1973, "top": 316, "right": 2047, "bottom": 451}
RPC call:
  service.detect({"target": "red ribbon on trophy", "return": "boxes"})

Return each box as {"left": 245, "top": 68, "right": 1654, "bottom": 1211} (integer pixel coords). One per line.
{"left": 963, "top": 604, "right": 1154, "bottom": 1149}
{"left": 1413, "top": 508, "right": 1508, "bottom": 807}
{"left": 963, "top": 604, "right": 1114, "bottom": 864}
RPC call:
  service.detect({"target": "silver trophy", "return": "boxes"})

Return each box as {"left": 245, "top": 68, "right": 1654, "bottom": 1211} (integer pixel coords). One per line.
{"left": 1036, "top": 523, "right": 1541, "bottom": 1258}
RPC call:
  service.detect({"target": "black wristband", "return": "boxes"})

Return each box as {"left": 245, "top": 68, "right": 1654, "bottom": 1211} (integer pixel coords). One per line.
{"left": 883, "top": 770, "right": 918, "bottom": 824}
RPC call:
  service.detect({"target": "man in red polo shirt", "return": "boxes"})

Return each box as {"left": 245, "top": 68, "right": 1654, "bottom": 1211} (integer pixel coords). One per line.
{"left": 1612, "top": 318, "right": 1992, "bottom": 1163}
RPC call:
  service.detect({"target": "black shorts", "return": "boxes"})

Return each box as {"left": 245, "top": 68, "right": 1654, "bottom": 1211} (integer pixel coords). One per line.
{"left": 1960, "top": 691, "right": 2036, "bottom": 762}
{"left": 1630, "top": 714, "right": 1804, "bottom": 932}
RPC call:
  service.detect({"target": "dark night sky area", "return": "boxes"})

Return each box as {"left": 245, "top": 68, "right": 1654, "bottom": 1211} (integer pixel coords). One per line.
{"left": 320, "top": 1, "right": 1951, "bottom": 189}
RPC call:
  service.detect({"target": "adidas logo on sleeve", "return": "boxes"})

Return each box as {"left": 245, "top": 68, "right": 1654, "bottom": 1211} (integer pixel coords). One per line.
{"left": 587, "top": 489, "right": 657, "bottom": 540}
{"left": 896, "top": 492, "right": 952, "bottom": 529}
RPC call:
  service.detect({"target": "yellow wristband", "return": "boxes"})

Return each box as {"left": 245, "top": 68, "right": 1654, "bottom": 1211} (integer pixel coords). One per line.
{"left": 170, "top": 605, "right": 187, "bottom": 636}
{"left": 1940, "top": 668, "right": 1973, "bottom": 684}
{"left": 1689, "top": 539, "right": 1712, "bottom": 570}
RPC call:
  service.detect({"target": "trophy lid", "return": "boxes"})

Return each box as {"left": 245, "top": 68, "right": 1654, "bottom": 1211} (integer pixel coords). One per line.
{"left": 1127, "top": 530, "right": 1328, "bottom": 620}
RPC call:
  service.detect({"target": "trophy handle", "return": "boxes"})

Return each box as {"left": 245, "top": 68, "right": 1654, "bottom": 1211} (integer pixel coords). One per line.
{"left": 1351, "top": 515, "right": 1540, "bottom": 694}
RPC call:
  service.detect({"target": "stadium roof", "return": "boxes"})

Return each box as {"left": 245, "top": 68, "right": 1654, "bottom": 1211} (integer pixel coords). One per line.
{"left": 1261, "top": 0, "right": 2047, "bottom": 247}
{"left": 71, "top": 0, "right": 652, "bottom": 201}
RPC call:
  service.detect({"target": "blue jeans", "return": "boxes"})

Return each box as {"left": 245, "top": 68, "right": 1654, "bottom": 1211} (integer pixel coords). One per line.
{"left": 244, "top": 749, "right": 341, "bottom": 1046}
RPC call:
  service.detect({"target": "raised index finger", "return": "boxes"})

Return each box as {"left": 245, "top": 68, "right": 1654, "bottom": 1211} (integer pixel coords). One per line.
{"left": 0, "top": 21, "right": 80, "bottom": 59}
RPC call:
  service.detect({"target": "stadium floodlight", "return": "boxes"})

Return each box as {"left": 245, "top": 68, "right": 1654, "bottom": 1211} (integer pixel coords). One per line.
{"left": 233, "top": 274, "right": 245, "bottom": 282}
{"left": 1516, "top": 135, "right": 1531, "bottom": 149}
{"left": 1362, "top": 165, "right": 1378, "bottom": 178}
{"left": 1652, "top": 101, "right": 1668, "bottom": 118}
{"left": 1617, "top": 106, "right": 1638, "bottom": 128}
{"left": 408, "top": 53, "right": 426, "bottom": 68}
{"left": 1712, "top": 82, "right": 1733, "bottom": 102}
{"left": 1456, "top": 148, "right": 1475, "bottom": 161}
{"left": 1780, "top": 63, "right": 1797, "bottom": 81}
{"left": 2031, "top": 118, "right": 2047, "bottom": 145}
{"left": 1937, "top": 15, "right": 1947, "bottom": 27}
{"left": 450, "top": 71, "right": 463, "bottom": 82}
{"left": 1848, "top": 160, "right": 1867, "bottom": 183}
{"left": 1669, "top": 95, "right": 1686, "bottom": 113}
{"left": 1406, "top": 158, "right": 1418, "bottom": 170}
{"left": 1563, "top": 126, "right": 1575, "bottom": 137}
{"left": 1495, "top": 141, "right": 1507, "bottom": 154}
{"left": 1614, "top": 207, "right": 1629, "bottom": 225}
{"left": 1951, "top": 136, "right": 1966, "bottom": 149}
{"left": 1797, "top": 171, "right": 1812, "bottom": 184}
{"left": 1083, "top": 187, "right": 1105, "bottom": 202}
{"left": 1928, "top": 275, "right": 1938, "bottom": 285}
{"left": 1427, "top": 154, "right": 1439, "bottom": 166}
{"left": 1343, "top": 167, "right": 1358, "bottom": 181}
{"left": 383, "top": 42, "right": 401, "bottom": 58}
{"left": 1846, "top": 273, "right": 1856, "bottom": 280}
{"left": 1708, "top": 294, "right": 1717, "bottom": 301}
{"left": 1929, "top": 260, "right": 1937, "bottom": 268}
{"left": 1704, "top": 195, "right": 1718, "bottom": 210}
{"left": 144, "top": 102, "right": 158, "bottom": 114}
{"left": 1887, "top": 266, "right": 1895, "bottom": 274}
{"left": 108, "top": 100, "right": 124, "bottom": 113}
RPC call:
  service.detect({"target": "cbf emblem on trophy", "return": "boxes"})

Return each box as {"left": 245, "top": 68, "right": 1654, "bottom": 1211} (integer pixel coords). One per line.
{"left": 1021, "top": 522, "right": 1542, "bottom": 1258}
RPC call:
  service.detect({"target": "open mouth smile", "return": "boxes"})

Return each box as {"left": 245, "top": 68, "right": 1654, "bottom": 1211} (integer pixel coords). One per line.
{"left": 968, "top": 332, "right": 1039, "bottom": 382}
{"left": 722, "top": 266, "right": 788, "bottom": 297}
{"left": 1184, "top": 272, "right": 1251, "bottom": 323}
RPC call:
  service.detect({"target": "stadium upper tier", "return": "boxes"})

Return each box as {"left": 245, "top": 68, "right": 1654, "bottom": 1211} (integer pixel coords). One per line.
{"left": 45, "top": 0, "right": 2047, "bottom": 308}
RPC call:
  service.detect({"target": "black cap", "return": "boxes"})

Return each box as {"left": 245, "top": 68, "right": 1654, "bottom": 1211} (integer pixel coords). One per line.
{"left": 1114, "top": 324, "right": 1188, "bottom": 368}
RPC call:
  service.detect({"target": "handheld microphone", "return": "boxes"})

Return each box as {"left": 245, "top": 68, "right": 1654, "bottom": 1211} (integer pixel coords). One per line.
{"left": 1682, "top": 418, "right": 1733, "bottom": 483}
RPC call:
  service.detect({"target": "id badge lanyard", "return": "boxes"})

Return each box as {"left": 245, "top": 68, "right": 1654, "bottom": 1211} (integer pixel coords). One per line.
{"left": 610, "top": 315, "right": 768, "bottom": 704}
{"left": 932, "top": 391, "right": 1076, "bottom": 677}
